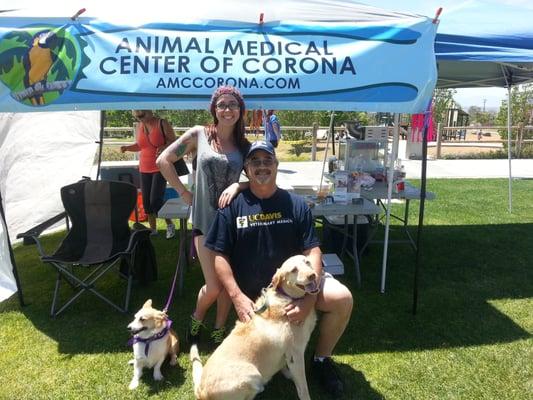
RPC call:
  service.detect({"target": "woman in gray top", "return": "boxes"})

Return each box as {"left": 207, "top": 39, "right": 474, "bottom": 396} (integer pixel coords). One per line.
{"left": 157, "top": 86, "right": 250, "bottom": 344}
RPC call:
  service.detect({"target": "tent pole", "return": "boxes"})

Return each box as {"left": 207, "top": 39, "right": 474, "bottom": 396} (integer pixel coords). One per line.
{"left": 0, "top": 191, "right": 25, "bottom": 307}
{"left": 96, "top": 110, "right": 106, "bottom": 181}
{"left": 507, "top": 86, "right": 513, "bottom": 213}
{"left": 412, "top": 111, "right": 430, "bottom": 315}
{"left": 380, "top": 113, "right": 400, "bottom": 293}
{"left": 328, "top": 111, "right": 336, "bottom": 156}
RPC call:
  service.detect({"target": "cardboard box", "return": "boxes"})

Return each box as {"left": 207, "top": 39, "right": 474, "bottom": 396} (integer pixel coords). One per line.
{"left": 322, "top": 253, "right": 344, "bottom": 275}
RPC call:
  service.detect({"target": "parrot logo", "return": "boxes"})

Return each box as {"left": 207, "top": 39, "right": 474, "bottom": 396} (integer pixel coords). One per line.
{"left": 0, "top": 25, "right": 80, "bottom": 106}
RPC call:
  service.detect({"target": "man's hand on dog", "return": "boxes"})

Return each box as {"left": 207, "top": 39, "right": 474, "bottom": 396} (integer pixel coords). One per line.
{"left": 233, "top": 293, "right": 255, "bottom": 322}
{"left": 285, "top": 295, "right": 316, "bottom": 325}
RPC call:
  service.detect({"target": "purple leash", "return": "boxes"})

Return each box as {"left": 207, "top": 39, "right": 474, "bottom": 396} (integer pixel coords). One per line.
{"left": 162, "top": 237, "right": 185, "bottom": 314}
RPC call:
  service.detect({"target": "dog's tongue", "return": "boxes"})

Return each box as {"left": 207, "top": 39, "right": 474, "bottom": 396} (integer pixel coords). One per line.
{"left": 305, "top": 281, "right": 319, "bottom": 294}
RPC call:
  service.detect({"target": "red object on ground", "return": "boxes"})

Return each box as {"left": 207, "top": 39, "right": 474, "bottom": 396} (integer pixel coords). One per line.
{"left": 130, "top": 190, "right": 147, "bottom": 222}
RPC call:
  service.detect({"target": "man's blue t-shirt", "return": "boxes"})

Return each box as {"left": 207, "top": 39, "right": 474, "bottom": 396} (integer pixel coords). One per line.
{"left": 205, "top": 188, "right": 320, "bottom": 299}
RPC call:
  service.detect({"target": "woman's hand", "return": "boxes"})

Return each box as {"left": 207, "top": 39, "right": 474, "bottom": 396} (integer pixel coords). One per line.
{"left": 180, "top": 189, "right": 193, "bottom": 206}
{"left": 284, "top": 295, "right": 316, "bottom": 325}
{"left": 218, "top": 182, "right": 241, "bottom": 208}
{"left": 120, "top": 145, "right": 127, "bottom": 153}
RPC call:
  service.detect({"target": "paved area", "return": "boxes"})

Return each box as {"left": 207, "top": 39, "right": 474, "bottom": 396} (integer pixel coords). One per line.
{"left": 98, "top": 158, "right": 533, "bottom": 193}
{"left": 402, "top": 158, "right": 533, "bottom": 179}
{"left": 277, "top": 158, "right": 533, "bottom": 191}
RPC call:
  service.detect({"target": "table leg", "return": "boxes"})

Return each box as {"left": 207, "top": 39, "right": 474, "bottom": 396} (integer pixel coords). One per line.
{"left": 341, "top": 215, "right": 349, "bottom": 259}
{"left": 353, "top": 215, "right": 361, "bottom": 287}
{"left": 403, "top": 200, "right": 417, "bottom": 251}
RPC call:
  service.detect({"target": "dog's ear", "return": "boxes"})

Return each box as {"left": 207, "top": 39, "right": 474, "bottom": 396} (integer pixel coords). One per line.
{"left": 271, "top": 268, "right": 282, "bottom": 288}
{"left": 142, "top": 299, "right": 152, "bottom": 309}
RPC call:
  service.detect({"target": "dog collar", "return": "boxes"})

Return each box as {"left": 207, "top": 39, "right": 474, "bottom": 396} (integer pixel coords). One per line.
{"left": 254, "top": 289, "right": 270, "bottom": 314}
{"left": 276, "top": 286, "right": 305, "bottom": 300}
{"left": 128, "top": 319, "right": 172, "bottom": 356}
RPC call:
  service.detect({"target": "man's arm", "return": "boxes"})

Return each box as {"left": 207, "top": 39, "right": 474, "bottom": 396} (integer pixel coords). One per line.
{"left": 213, "top": 252, "right": 255, "bottom": 322}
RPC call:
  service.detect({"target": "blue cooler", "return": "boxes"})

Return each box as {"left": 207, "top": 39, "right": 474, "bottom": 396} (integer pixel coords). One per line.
{"left": 164, "top": 187, "right": 179, "bottom": 201}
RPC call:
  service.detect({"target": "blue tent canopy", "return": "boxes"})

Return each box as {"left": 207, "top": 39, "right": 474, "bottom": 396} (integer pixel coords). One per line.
{"left": 435, "top": 32, "right": 533, "bottom": 88}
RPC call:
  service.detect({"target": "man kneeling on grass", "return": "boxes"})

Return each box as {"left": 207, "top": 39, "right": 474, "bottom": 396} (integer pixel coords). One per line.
{"left": 204, "top": 140, "right": 354, "bottom": 397}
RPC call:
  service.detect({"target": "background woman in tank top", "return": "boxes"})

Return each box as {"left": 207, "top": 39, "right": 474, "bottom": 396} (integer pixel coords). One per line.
{"left": 121, "top": 110, "right": 177, "bottom": 239}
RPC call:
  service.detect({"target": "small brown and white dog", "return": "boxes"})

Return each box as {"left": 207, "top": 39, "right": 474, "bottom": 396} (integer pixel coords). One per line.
{"left": 190, "top": 255, "right": 319, "bottom": 400}
{"left": 127, "top": 299, "right": 179, "bottom": 390}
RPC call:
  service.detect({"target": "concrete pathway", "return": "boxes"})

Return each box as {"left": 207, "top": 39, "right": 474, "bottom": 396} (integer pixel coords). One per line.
{"left": 277, "top": 158, "right": 533, "bottom": 191}
{"left": 402, "top": 159, "right": 533, "bottom": 179}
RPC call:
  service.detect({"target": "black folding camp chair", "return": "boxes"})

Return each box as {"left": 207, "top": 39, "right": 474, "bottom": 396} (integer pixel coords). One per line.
{"left": 18, "top": 179, "right": 151, "bottom": 317}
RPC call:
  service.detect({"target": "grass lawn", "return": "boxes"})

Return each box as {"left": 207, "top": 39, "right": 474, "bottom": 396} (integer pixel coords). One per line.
{"left": 1, "top": 178, "right": 532, "bottom": 399}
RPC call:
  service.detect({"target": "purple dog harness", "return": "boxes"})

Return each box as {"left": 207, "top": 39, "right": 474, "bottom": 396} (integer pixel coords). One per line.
{"left": 128, "top": 319, "right": 172, "bottom": 356}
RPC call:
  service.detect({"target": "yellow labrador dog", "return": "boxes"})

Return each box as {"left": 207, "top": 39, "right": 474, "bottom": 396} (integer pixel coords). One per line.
{"left": 190, "top": 255, "right": 319, "bottom": 400}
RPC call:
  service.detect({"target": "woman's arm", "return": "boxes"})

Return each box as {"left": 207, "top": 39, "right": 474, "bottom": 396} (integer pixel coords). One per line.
{"left": 120, "top": 143, "right": 140, "bottom": 153}
{"left": 218, "top": 181, "right": 249, "bottom": 208}
{"left": 156, "top": 126, "right": 200, "bottom": 206}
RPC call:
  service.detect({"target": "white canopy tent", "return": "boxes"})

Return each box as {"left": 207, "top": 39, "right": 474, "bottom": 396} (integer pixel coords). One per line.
{"left": 0, "top": 111, "right": 100, "bottom": 302}
{"left": 0, "top": 0, "right": 438, "bottom": 305}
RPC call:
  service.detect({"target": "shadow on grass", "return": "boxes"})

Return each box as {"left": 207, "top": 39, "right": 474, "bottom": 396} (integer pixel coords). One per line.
{"left": 321, "top": 222, "right": 532, "bottom": 356}
{"left": 2, "top": 232, "right": 201, "bottom": 355}
{"left": 3, "top": 222, "right": 531, "bottom": 360}
{"left": 256, "top": 362, "right": 383, "bottom": 400}
{"left": 144, "top": 361, "right": 187, "bottom": 396}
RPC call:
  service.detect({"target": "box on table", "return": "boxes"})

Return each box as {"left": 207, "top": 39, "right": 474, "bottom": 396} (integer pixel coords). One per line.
{"left": 322, "top": 253, "right": 344, "bottom": 275}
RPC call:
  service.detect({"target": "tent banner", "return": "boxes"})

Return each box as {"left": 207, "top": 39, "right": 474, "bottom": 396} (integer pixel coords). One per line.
{"left": 0, "top": 18, "right": 437, "bottom": 112}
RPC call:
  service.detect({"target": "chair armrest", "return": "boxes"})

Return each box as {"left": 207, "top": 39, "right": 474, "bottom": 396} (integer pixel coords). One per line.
{"left": 125, "top": 227, "right": 151, "bottom": 253}
{"left": 16, "top": 212, "right": 68, "bottom": 256}
{"left": 16, "top": 211, "right": 68, "bottom": 243}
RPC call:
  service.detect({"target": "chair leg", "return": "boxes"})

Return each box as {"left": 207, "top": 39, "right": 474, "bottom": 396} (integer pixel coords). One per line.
{"left": 123, "top": 255, "right": 134, "bottom": 312}
{"left": 48, "top": 258, "right": 133, "bottom": 317}
{"left": 51, "top": 272, "right": 62, "bottom": 317}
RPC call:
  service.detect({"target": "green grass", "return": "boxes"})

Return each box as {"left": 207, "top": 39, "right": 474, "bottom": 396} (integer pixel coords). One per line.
{"left": 1, "top": 178, "right": 532, "bottom": 399}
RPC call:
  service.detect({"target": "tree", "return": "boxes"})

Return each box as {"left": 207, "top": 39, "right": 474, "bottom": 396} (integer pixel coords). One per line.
{"left": 468, "top": 105, "right": 496, "bottom": 125}
{"left": 433, "top": 88, "right": 457, "bottom": 124}
{"left": 105, "top": 110, "right": 134, "bottom": 127}
{"left": 496, "top": 83, "right": 533, "bottom": 140}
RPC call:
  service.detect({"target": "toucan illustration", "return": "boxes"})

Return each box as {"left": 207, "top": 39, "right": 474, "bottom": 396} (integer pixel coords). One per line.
{"left": 0, "top": 26, "right": 75, "bottom": 105}
{"left": 22, "top": 30, "right": 61, "bottom": 105}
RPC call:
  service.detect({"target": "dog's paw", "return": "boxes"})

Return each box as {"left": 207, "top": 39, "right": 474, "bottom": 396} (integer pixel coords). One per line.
{"left": 128, "top": 359, "right": 135, "bottom": 365}
{"left": 128, "top": 380, "right": 139, "bottom": 390}
{"left": 153, "top": 371, "right": 164, "bottom": 381}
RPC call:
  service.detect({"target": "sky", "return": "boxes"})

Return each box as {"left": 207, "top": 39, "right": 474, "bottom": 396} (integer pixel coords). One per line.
{"left": 452, "top": 87, "right": 507, "bottom": 111}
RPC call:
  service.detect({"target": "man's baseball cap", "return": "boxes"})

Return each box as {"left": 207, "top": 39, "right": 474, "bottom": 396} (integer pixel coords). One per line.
{"left": 246, "top": 140, "right": 276, "bottom": 159}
